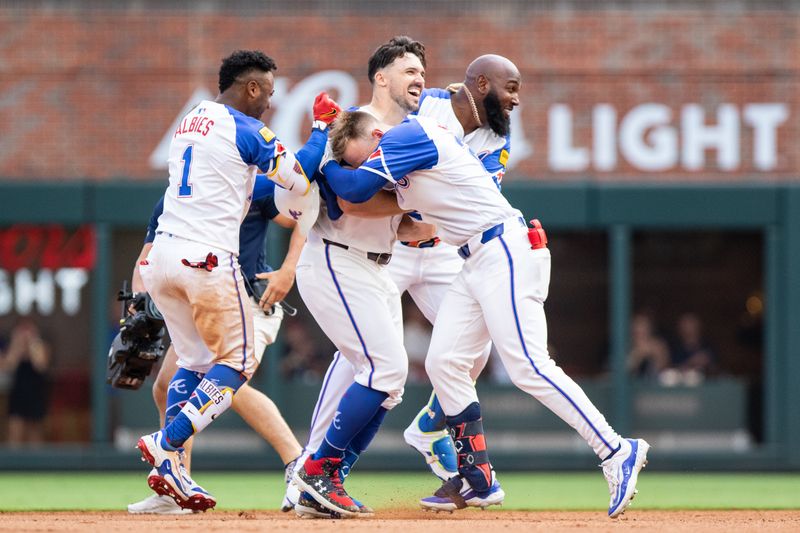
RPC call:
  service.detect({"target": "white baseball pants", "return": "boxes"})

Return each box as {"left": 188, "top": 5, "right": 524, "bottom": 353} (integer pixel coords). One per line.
{"left": 425, "top": 225, "right": 622, "bottom": 459}
{"left": 296, "top": 233, "right": 407, "bottom": 412}
{"left": 140, "top": 233, "right": 257, "bottom": 378}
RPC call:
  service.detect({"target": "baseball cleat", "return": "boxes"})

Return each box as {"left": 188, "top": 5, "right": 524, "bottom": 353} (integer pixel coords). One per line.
{"left": 281, "top": 456, "right": 301, "bottom": 512}
{"left": 127, "top": 492, "right": 194, "bottom": 515}
{"left": 602, "top": 438, "right": 650, "bottom": 518}
{"left": 403, "top": 410, "right": 458, "bottom": 481}
{"left": 295, "top": 492, "right": 374, "bottom": 519}
{"left": 137, "top": 430, "right": 216, "bottom": 512}
{"left": 419, "top": 472, "right": 505, "bottom": 512}
{"left": 293, "top": 456, "right": 359, "bottom": 517}
{"left": 295, "top": 492, "right": 342, "bottom": 519}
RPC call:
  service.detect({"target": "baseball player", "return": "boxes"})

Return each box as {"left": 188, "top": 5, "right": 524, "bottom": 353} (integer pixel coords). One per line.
{"left": 288, "top": 38, "right": 437, "bottom": 518}
{"left": 286, "top": 47, "right": 519, "bottom": 519}
{"left": 322, "top": 110, "right": 651, "bottom": 519}
{"left": 135, "top": 49, "right": 336, "bottom": 511}
{"left": 127, "top": 174, "right": 307, "bottom": 514}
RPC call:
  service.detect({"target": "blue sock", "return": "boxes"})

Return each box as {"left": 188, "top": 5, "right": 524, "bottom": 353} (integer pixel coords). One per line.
{"left": 340, "top": 407, "right": 388, "bottom": 478}
{"left": 165, "top": 364, "right": 246, "bottom": 447}
{"left": 418, "top": 393, "right": 447, "bottom": 432}
{"left": 164, "top": 368, "right": 203, "bottom": 426}
{"left": 313, "top": 383, "right": 388, "bottom": 460}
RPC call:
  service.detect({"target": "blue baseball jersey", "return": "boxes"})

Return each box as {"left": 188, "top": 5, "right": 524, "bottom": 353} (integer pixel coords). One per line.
{"left": 146, "top": 191, "right": 279, "bottom": 296}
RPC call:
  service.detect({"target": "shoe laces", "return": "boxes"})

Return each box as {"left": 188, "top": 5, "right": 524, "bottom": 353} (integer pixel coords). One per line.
{"left": 322, "top": 459, "right": 348, "bottom": 496}
{"left": 601, "top": 461, "right": 620, "bottom": 496}
{"left": 284, "top": 457, "right": 297, "bottom": 485}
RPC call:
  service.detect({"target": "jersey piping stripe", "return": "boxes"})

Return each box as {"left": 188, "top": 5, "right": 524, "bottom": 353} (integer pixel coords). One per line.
{"left": 229, "top": 254, "right": 248, "bottom": 373}
{"left": 305, "top": 350, "right": 342, "bottom": 448}
{"left": 498, "top": 235, "right": 615, "bottom": 454}
{"left": 324, "top": 244, "right": 375, "bottom": 387}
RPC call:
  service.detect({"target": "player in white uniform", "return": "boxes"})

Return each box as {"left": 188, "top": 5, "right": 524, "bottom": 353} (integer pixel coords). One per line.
{"left": 390, "top": 56, "right": 515, "bottom": 469}
{"left": 135, "top": 50, "right": 330, "bottom": 511}
{"left": 289, "top": 37, "right": 437, "bottom": 518}
{"left": 322, "top": 110, "right": 651, "bottom": 519}
{"left": 284, "top": 47, "right": 521, "bottom": 520}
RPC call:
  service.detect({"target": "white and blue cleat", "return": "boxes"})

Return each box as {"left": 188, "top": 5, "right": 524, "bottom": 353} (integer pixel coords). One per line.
{"left": 403, "top": 411, "right": 458, "bottom": 481}
{"left": 137, "top": 430, "right": 216, "bottom": 512}
{"left": 420, "top": 472, "right": 505, "bottom": 512}
{"left": 127, "top": 490, "right": 194, "bottom": 515}
{"left": 602, "top": 438, "right": 650, "bottom": 518}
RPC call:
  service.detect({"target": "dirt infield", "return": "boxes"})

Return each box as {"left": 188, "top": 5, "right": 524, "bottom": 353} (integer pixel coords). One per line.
{"left": 1, "top": 510, "right": 798, "bottom": 532}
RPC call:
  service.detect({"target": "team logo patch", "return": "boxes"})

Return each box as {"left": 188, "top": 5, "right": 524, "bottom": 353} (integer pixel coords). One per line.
{"left": 259, "top": 126, "right": 276, "bottom": 142}
{"left": 293, "top": 160, "right": 304, "bottom": 175}
{"left": 396, "top": 176, "right": 410, "bottom": 189}
{"left": 274, "top": 141, "right": 287, "bottom": 157}
{"left": 168, "top": 379, "right": 188, "bottom": 395}
{"left": 499, "top": 149, "right": 509, "bottom": 167}
{"left": 366, "top": 148, "right": 383, "bottom": 162}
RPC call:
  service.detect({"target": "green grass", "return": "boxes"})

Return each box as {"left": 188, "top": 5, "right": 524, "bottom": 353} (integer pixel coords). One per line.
{"left": 1, "top": 472, "right": 798, "bottom": 511}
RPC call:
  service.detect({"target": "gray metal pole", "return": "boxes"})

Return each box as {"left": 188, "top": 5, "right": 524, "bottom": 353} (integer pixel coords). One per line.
{"left": 609, "top": 225, "right": 632, "bottom": 435}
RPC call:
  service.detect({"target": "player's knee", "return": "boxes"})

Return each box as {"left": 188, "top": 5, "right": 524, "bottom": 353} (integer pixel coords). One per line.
{"left": 384, "top": 357, "right": 408, "bottom": 391}
{"left": 425, "top": 352, "right": 447, "bottom": 385}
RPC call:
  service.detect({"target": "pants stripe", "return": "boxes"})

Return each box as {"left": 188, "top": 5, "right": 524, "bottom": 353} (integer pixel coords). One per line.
{"left": 305, "top": 351, "right": 342, "bottom": 450}
{"left": 498, "top": 236, "right": 614, "bottom": 453}
{"left": 229, "top": 254, "right": 248, "bottom": 373}
{"left": 324, "top": 244, "right": 375, "bottom": 387}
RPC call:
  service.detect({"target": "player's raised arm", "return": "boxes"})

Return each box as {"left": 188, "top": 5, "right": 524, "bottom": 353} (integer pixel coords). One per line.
{"left": 265, "top": 92, "right": 340, "bottom": 194}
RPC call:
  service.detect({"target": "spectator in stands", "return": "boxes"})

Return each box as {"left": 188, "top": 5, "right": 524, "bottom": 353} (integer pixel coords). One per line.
{"left": 0, "top": 318, "right": 51, "bottom": 447}
{"left": 627, "top": 312, "right": 670, "bottom": 379}
{"left": 663, "top": 312, "right": 717, "bottom": 385}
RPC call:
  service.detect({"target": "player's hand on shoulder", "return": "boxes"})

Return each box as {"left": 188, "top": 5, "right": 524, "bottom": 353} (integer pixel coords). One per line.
{"left": 312, "top": 91, "right": 342, "bottom": 130}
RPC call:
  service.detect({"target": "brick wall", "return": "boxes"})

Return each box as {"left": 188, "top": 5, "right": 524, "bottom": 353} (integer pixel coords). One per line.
{"left": 0, "top": 4, "right": 796, "bottom": 181}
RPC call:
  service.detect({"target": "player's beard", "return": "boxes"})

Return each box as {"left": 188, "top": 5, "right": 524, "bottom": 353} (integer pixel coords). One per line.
{"left": 483, "top": 89, "right": 511, "bottom": 137}
{"left": 392, "top": 88, "right": 420, "bottom": 114}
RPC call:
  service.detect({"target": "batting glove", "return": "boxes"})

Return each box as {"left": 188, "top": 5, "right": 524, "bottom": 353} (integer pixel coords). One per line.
{"left": 312, "top": 91, "right": 342, "bottom": 130}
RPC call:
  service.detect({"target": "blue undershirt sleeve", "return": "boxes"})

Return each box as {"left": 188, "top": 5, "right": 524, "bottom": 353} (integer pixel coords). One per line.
{"left": 252, "top": 174, "right": 276, "bottom": 201}
{"left": 321, "top": 161, "right": 387, "bottom": 203}
{"left": 294, "top": 128, "right": 328, "bottom": 182}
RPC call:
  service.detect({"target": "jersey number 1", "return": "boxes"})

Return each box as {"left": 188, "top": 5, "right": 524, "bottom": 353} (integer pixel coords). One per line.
{"left": 178, "top": 145, "right": 194, "bottom": 197}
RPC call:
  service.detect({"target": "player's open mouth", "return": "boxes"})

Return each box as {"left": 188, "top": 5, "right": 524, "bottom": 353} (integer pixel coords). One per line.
{"left": 408, "top": 87, "right": 421, "bottom": 98}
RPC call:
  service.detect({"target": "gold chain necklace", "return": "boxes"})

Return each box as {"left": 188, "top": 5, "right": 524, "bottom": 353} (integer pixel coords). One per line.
{"left": 463, "top": 85, "right": 482, "bottom": 127}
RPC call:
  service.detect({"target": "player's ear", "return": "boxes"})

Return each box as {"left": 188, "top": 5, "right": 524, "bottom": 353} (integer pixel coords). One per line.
{"left": 476, "top": 74, "right": 490, "bottom": 95}
{"left": 372, "top": 128, "right": 384, "bottom": 139}
{"left": 245, "top": 79, "right": 260, "bottom": 97}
